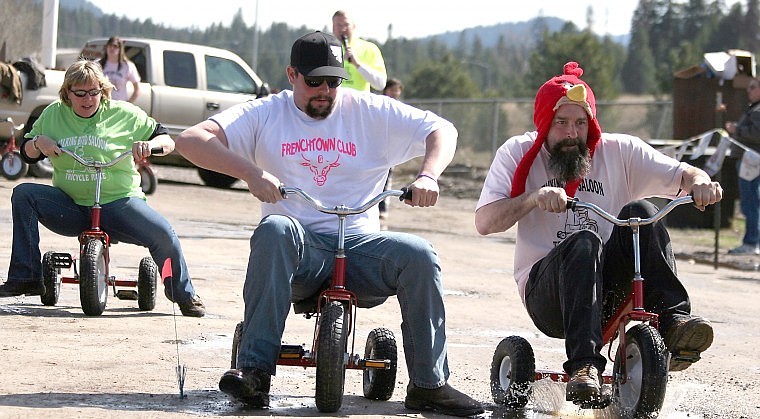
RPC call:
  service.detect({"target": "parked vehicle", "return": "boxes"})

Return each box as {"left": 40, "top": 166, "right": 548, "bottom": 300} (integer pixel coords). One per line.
{"left": 0, "top": 38, "right": 270, "bottom": 188}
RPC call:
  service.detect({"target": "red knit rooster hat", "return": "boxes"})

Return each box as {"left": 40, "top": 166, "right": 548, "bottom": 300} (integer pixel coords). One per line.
{"left": 510, "top": 62, "right": 602, "bottom": 198}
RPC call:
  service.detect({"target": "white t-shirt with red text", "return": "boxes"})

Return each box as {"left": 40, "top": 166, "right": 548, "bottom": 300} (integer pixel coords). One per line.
{"left": 212, "top": 89, "right": 452, "bottom": 234}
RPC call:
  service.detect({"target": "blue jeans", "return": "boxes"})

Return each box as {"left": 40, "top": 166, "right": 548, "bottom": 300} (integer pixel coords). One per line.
{"left": 236, "top": 214, "right": 450, "bottom": 388}
{"left": 8, "top": 183, "right": 196, "bottom": 303}
{"left": 738, "top": 170, "right": 760, "bottom": 246}
{"left": 525, "top": 200, "right": 691, "bottom": 375}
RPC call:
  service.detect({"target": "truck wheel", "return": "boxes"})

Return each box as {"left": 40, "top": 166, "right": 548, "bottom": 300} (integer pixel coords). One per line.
{"left": 197, "top": 168, "right": 237, "bottom": 189}
{"left": 138, "top": 165, "right": 157, "bottom": 195}
{"left": 613, "top": 323, "right": 668, "bottom": 418}
{"left": 490, "top": 335, "right": 535, "bottom": 408}
{"left": 40, "top": 251, "right": 61, "bottom": 306}
{"left": 137, "top": 257, "right": 157, "bottom": 311}
{"left": 362, "top": 327, "right": 397, "bottom": 401}
{"left": 1, "top": 151, "right": 28, "bottom": 180}
{"left": 79, "top": 240, "right": 108, "bottom": 316}
{"left": 28, "top": 158, "right": 53, "bottom": 178}
{"left": 315, "top": 301, "right": 348, "bottom": 413}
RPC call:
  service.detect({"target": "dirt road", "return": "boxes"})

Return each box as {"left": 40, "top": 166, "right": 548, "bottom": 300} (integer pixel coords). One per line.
{"left": 0, "top": 170, "right": 758, "bottom": 418}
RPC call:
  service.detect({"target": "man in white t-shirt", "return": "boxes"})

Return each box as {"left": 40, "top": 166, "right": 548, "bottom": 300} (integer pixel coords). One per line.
{"left": 475, "top": 62, "right": 723, "bottom": 406}
{"left": 176, "top": 31, "right": 483, "bottom": 416}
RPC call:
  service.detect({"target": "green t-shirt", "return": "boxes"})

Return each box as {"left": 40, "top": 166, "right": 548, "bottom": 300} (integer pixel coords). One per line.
{"left": 28, "top": 100, "right": 156, "bottom": 206}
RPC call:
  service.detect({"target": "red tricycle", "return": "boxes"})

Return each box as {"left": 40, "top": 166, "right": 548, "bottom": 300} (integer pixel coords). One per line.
{"left": 230, "top": 186, "right": 411, "bottom": 413}
{"left": 490, "top": 195, "right": 698, "bottom": 418}
{"left": 1, "top": 117, "right": 29, "bottom": 180}
{"left": 39, "top": 148, "right": 161, "bottom": 316}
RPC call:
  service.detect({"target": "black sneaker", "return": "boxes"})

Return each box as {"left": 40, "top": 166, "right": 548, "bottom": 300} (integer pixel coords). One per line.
{"left": 663, "top": 315, "right": 713, "bottom": 371}
{"left": 219, "top": 368, "right": 271, "bottom": 408}
{"left": 405, "top": 382, "right": 484, "bottom": 417}
{"left": 566, "top": 364, "right": 602, "bottom": 403}
{"left": 0, "top": 281, "right": 45, "bottom": 297}
{"left": 177, "top": 295, "right": 206, "bottom": 317}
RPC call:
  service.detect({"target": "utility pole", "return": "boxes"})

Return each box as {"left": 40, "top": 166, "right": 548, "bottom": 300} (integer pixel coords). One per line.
{"left": 41, "top": 0, "right": 59, "bottom": 68}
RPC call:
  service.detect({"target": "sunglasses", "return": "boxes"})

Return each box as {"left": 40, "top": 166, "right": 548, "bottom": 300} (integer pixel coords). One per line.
{"left": 70, "top": 88, "right": 102, "bottom": 97}
{"left": 303, "top": 76, "right": 342, "bottom": 88}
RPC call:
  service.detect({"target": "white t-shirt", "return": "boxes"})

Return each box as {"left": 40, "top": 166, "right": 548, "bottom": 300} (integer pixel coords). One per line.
{"left": 103, "top": 60, "right": 140, "bottom": 101}
{"left": 212, "top": 89, "right": 452, "bottom": 234}
{"left": 476, "top": 131, "right": 688, "bottom": 304}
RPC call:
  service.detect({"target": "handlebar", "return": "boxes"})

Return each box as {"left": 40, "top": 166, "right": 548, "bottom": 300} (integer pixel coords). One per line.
{"left": 59, "top": 147, "right": 163, "bottom": 168}
{"left": 3, "top": 117, "right": 24, "bottom": 133}
{"left": 566, "top": 195, "right": 694, "bottom": 227}
{"left": 279, "top": 186, "right": 412, "bottom": 216}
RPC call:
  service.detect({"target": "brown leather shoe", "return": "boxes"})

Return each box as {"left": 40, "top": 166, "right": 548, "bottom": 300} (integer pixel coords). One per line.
{"left": 177, "top": 295, "right": 206, "bottom": 317}
{"left": 405, "top": 382, "right": 484, "bottom": 417}
{"left": 566, "top": 364, "right": 602, "bottom": 403}
{"left": 219, "top": 368, "right": 270, "bottom": 408}
{"left": 0, "top": 281, "right": 44, "bottom": 297}
{"left": 663, "top": 315, "right": 714, "bottom": 371}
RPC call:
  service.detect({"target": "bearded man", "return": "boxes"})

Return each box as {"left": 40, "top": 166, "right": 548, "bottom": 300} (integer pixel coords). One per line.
{"left": 474, "top": 62, "right": 722, "bottom": 404}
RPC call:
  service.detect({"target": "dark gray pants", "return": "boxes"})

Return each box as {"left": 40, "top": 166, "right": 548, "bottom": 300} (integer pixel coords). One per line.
{"left": 524, "top": 200, "right": 691, "bottom": 374}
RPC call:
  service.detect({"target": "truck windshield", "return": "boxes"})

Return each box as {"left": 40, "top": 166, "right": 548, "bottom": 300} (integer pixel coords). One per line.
{"left": 205, "top": 55, "right": 258, "bottom": 95}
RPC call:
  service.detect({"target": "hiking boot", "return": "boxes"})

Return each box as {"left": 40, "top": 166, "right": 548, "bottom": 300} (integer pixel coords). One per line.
{"left": 566, "top": 364, "right": 602, "bottom": 403}
{"left": 663, "top": 315, "right": 714, "bottom": 371}
{"left": 0, "top": 280, "right": 44, "bottom": 297}
{"left": 727, "top": 244, "right": 760, "bottom": 255}
{"left": 219, "top": 368, "right": 271, "bottom": 408}
{"left": 177, "top": 295, "right": 206, "bottom": 317}
{"left": 405, "top": 382, "right": 484, "bottom": 417}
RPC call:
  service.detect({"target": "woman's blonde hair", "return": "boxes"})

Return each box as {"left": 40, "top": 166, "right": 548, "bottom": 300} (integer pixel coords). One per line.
{"left": 58, "top": 59, "right": 114, "bottom": 106}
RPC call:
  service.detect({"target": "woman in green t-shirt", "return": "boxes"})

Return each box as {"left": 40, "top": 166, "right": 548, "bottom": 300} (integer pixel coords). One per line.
{"left": 0, "top": 60, "right": 204, "bottom": 317}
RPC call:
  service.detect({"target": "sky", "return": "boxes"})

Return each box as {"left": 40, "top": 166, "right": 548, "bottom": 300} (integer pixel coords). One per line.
{"left": 87, "top": 0, "right": 643, "bottom": 42}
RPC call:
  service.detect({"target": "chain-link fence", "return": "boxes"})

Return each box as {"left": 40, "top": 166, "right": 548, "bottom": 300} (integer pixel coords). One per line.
{"left": 405, "top": 98, "right": 674, "bottom": 170}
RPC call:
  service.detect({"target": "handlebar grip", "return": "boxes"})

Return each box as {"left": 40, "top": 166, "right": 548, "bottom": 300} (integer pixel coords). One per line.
{"left": 150, "top": 147, "right": 164, "bottom": 155}
{"left": 566, "top": 197, "right": 578, "bottom": 210}
{"left": 399, "top": 187, "right": 413, "bottom": 201}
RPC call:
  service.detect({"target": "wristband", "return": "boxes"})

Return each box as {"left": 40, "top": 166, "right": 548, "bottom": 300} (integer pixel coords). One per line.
{"left": 416, "top": 173, "right": 438, "bottom": 183}
{"left": 32, "top": 136, "right": 42, "bottom": 152}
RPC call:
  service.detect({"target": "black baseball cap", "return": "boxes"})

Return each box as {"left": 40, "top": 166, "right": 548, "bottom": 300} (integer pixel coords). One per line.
{"left": 290, "top": 31, "right": 349, "bottom": 79}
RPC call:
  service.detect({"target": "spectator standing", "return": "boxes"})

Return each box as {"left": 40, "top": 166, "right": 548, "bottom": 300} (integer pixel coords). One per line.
{"left": 332, "top": 10, "right": 387, "bottom": 92}
{"left": 379, "top": 78, "right": 405, "bottom": 220}
{"left": 99, "top": 36, "right": 141, "bottom": 103}
{"left": 724, "top": 77, "right": 760, "bottom": 255}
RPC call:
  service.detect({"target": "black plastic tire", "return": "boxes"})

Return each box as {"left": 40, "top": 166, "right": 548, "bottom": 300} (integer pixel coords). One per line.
{"left": 231, "top": 321, "right": 244, "bottom": 369}
{"left": 315, "top": 301, "right": 349, "bottom": 413}
{"left": 28, "top": 158, "right": 53, "bottom": 178}
{"left": 1, "top": 151, "right": 28, "bottom": 180}
{"left": 79, "top": 240, "right": 108, "bottom": 316}
{"left": 362, "top": 327, "right": 397, "bottom": 401}
{"left": 490, "top": 335, "right": 535, "bottom": 408}
{"left": 137, "top": 257, "right": 157, "bottom": 311}
{"left": 613, "top": 323, "right": 668, "bottom": 418}
{"left": 138, "top": 166, "right": 158, "bottom": 195}
{"left": 197, "top": 167, "right": 237, "bottom": 189}
{"left": 40, "top": 251, "right": 60, "bottom": 306}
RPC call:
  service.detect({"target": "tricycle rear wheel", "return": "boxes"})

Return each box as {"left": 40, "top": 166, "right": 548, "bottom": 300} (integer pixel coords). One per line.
{"left": 40, "top": 251, "right": 60, "bottom": 306}
{"left": 137, "top": 257, "right": 157, "bottom": 311}
{"left": 362, "top": 327, "right": 397, "bottom": 401}
{"left": 490, "top": 335, "right": 535, "bottom": 409}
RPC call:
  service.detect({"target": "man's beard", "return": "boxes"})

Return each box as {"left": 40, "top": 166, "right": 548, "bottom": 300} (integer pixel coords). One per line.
{"left": 305, "top": 95, "right": 335, "bottom": 119}
{"left": 548, "top": 137, "right": 591, "bottom": 184}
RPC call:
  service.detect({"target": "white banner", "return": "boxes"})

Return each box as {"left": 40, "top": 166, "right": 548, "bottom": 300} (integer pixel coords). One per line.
{"left": 704, "top": 135, "right": 731, "bottom": 176}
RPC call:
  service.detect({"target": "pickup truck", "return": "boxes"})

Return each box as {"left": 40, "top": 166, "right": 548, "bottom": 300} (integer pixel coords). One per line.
{"left": 1, "top": 37, "right": 270, "bottom": 188}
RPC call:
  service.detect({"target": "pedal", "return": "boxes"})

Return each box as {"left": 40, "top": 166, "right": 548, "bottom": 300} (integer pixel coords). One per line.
{"left": 116, "top": 290, "right": 138, "bottom": 300}
{"left": 360, "top": 358, "right": 392, "bottom": 369}
{"left": 672, "top": 349, "right": 701, "bottom": 363}
{"left": 279, "top": 345, "right": 305, "bottom": 359}
{"left": 574, "top": 393, "right": 612, "bottom": 409}
{"left": 50, "top": 253, "right": 74, "bottom": 269}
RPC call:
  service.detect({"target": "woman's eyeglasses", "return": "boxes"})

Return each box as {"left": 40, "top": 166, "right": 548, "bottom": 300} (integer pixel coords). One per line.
{"left": 70, "top": 88, "right": 102, "bottom": 97}
{"left": 303, "top": 76, "right": 342, "bottom": 88}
